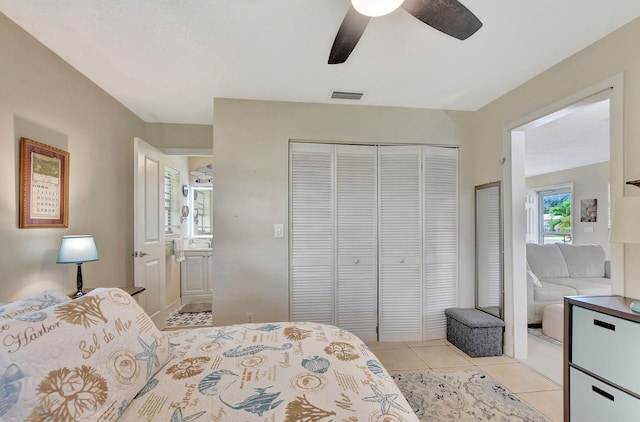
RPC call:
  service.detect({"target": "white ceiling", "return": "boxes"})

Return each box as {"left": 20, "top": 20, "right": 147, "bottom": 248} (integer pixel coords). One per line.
{"left": 524, "top": 98, "right": 610, "bottom": 177}
{"left": 1, "top": 0, "right": 640, "bottom": 126}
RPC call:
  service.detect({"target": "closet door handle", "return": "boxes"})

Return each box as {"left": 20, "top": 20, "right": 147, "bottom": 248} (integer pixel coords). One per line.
{"left": 353, "top": 259, "right": 360, "bottom": 264}
{"left": 399, "top": 258, "right": 405, "bottom": 263}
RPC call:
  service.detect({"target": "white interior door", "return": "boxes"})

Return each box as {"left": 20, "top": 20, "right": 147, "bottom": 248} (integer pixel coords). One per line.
{"left": 289, "top": 143, "right": 334, "bottom": 324}
{"left": 335, "top": 144, "right": 378, "bottom": 341}
{"left": 134, "top": 137, "right": 166, "bottom": 328}
{"left": 378, "top": 145, "right": 423, "bottom": 342}
{"left": 422, "top": 146, "right": 459, "bottom": 339}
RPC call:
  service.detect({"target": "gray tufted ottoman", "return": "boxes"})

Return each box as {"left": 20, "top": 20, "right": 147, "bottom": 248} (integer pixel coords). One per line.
{"left": 444, "top": 308, "right": 505, "bottom": 357}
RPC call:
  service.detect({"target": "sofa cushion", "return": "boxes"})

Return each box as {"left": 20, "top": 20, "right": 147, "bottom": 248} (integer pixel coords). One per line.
{"left": 0, "top": 288, "right": 171, "bottom": 421}
{"left": 557, "top": 243, "right": 605, "bottom": 278}
{"left": 544, "top": 277, "right": 611, "bottom": 296}
{"left": 526, "top": 243, "right": 569, "bottom": 278}
{"left": 534, "top": 280, "right": 577, "bottom": 302}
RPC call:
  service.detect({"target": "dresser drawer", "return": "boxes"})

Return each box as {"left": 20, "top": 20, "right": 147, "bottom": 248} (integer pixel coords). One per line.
{"left": 572, "top": 306, "right": 640, "bottom": 392}
{"left": 570, "top": 367, "right": 640, "bottom": 420}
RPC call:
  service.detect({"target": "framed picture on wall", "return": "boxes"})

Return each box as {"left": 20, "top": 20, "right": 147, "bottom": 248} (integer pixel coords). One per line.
{"left": 19, "top": 137, "right": 69, "bottom": 228}
{"left": 580, "top": 198, "right": 597, "bottom": 223}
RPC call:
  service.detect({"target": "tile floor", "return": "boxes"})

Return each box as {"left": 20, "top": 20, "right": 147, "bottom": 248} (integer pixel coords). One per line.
{"left": 367, "top": 339, "right": 563, "bottom": 422}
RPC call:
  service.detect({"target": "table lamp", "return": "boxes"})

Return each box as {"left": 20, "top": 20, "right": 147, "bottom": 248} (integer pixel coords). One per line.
{"left": 610, "top": 196, "right": 640, "bottom": 312}
{"left": 56, "top": 235, "right": 99, "bottom": 298}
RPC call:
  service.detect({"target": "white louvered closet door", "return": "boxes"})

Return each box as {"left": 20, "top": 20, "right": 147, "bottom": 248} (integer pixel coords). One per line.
{"left": 291, "top": 142, "right": 458, "bottom": 343}
{"left": 290, "top": 143, "right": 378, "bottom": 341}
{"left": 290, "top": 143, "right": 334, "bottom": 324}
{"left": 378, "top": 145, "right": 423, "bottom": 342}
{"left": 423, "top": 146, "right": 459, "bottom": 339}
{"left": 335, "top": 145, "right": 378, "bottom": 341}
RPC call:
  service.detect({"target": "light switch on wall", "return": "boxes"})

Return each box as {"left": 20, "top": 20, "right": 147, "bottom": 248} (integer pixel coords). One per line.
{"left": 274, "top": 224, "right": 284, "bottom": 238}
{"left": 583, "top": 226, "right": 594, "bottom": 233}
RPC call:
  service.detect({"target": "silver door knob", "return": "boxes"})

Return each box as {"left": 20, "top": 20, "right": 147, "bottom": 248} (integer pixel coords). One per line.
{"left": 139, "top": 251, "right": 149, "bottom": 257}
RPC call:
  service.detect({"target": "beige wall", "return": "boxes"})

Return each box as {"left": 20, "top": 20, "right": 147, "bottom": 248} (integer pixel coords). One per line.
{"left": 146, "top": 123, "right": 213, "bottom": 150}
{"left": 0, "top": 13, "right": 148, "bottom": 301}
{"left": 526, "top": 162, "right": 611, "bottom": 256}
{"left": 212, "top": 98, "right": 477, "bottom": 325}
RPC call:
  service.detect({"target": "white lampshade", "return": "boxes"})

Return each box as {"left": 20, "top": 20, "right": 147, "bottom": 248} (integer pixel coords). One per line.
{"left": 351, "top": 0, "right": 404, "bottom": 17}
{"left": 610, "top": 197, "right": 640, "bottom": 243}
{"left": 57, "top": 235, "right": 99, "bottom": 264}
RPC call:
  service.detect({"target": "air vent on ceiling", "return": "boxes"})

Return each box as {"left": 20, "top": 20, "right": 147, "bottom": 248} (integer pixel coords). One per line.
{"left": 331, "top": 90, "right": 364, "bottom": 101}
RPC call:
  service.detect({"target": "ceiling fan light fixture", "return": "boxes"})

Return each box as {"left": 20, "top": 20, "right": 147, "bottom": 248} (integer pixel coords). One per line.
{"left": 351, "top": 0, "right": 404, "bottom": 17}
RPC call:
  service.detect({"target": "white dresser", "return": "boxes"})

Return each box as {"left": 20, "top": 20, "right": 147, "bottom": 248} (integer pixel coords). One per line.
{"left": 564, "top": 295, "right": 640, "bottom": 421}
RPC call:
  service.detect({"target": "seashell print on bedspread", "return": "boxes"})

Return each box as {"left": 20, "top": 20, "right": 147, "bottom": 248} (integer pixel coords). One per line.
{"left": 0, "top": 287, "right": 418, "bottom": 420}
{"left": 119, "top": 322, "right": 419, "bottom": 421}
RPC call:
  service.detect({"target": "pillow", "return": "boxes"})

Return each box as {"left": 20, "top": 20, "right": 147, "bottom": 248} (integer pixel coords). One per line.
{"left": 0, "top": 288, "right": 172, "bottom": 421}
{"left": 0, "top": 289, "right": 70, "bottom": 322}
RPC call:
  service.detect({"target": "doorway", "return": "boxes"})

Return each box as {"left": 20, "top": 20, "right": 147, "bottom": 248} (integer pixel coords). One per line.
{"left": 142, "top": 146, "right": 212, "bottom": 324}
{"left": 502, "top": 75, "right": 625, "bottom": 362}
{"left": 164, "top": 152, "right": 213, "bottom": 312}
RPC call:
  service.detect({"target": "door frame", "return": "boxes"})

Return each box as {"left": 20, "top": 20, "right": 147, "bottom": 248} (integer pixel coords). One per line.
{"left": 502, "top": 74, "right": 624, "bottom": 358}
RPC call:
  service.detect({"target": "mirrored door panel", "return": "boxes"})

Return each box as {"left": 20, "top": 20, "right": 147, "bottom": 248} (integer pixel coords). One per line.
{"left": 475, "top": 182, "right": 503, "bottom": 318}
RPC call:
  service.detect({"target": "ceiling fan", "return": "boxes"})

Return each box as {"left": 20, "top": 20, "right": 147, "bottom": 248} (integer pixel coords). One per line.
{"left": 328, "top": 0, "right": 482, "bottom": 64}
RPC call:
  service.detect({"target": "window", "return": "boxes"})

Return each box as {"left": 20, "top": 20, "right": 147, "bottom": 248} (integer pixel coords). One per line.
{"left": 539, "top": 187, "right": 572, "bottom": 244}
{"left": 164, "top": 166, "right": 180, "bottom": 235}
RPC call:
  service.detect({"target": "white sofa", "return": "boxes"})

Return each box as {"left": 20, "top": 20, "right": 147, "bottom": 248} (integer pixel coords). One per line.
{"left": 526, "top": 243, "right": 611, "bottom": 324}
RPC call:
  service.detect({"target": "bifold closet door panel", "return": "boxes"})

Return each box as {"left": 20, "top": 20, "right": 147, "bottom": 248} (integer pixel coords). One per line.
{"left": 290, "top": 143, "right": 334, "bottom": 324}
{"left": 335, "top": 145, "right": 378, "bottom": 341}
{"left": 423, "top": 146, "right": 459, "bottom": 339}
{"left": 378, "top": 145, "right": 423, "bottom": 342}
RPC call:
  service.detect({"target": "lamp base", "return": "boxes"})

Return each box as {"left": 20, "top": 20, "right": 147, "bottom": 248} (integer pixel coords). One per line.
{"left": 71, "top": 289, "right": 85, "bottom": 299}
{"left": 72, "top": 263, "right": 84, "bottom": 299}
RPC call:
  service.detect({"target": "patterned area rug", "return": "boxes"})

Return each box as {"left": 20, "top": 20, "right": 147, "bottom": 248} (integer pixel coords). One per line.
{"left": 165, "top": 310, "right": 212, "bottom": 328}
{"left": 392, "top": 370, "right": 549, "bottom": 421}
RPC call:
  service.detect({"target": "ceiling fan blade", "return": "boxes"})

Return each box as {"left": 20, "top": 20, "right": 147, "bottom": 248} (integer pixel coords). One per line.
{"left": 402, "top": 0, "right": 482, "bottom": 40}
{"left": 328, "top": 6, "right": 371, "bottom": 64}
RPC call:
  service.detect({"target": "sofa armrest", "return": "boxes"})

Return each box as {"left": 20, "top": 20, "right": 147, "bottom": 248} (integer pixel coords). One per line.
{"left": 605, "top": 260, "right": 611, "bottom": 278}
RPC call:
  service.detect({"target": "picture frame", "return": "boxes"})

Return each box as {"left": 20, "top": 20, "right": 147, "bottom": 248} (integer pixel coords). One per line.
{"left": 580, "top": 198, "right": 597, "bottom": 223}
{"left": 19, "top": 137, "right": 69, "bottom": 228}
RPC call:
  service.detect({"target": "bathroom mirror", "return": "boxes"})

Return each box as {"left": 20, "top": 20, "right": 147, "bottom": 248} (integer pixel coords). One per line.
{"left": 475, "top": 181, "right": 503, "bottom": 319}
{"left": 191, "top": 187, "right": 212, "bottom": 238}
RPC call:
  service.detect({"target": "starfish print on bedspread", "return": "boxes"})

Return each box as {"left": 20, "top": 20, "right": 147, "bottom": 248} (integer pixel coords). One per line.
{"left": 135, "top": 336, "right": 160, "bottom": 379}
{"left": 206, "top": 329, "right": 237, "bottom": 343}
{"left": 362, "top": 385, "right": 409, "bottom": 415}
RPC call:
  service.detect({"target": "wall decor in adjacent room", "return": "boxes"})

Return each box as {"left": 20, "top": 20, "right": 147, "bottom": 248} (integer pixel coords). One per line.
{"left": 19, "top": 137, "right": 69, "bottom": 228}
{"left": 580, "top": 198, "right": 597, "bottom": 222}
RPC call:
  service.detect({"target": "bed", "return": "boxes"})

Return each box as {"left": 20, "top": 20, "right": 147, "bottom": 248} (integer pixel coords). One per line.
{"left": 0, "top": 288, "right": 418, "bottom": 421}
